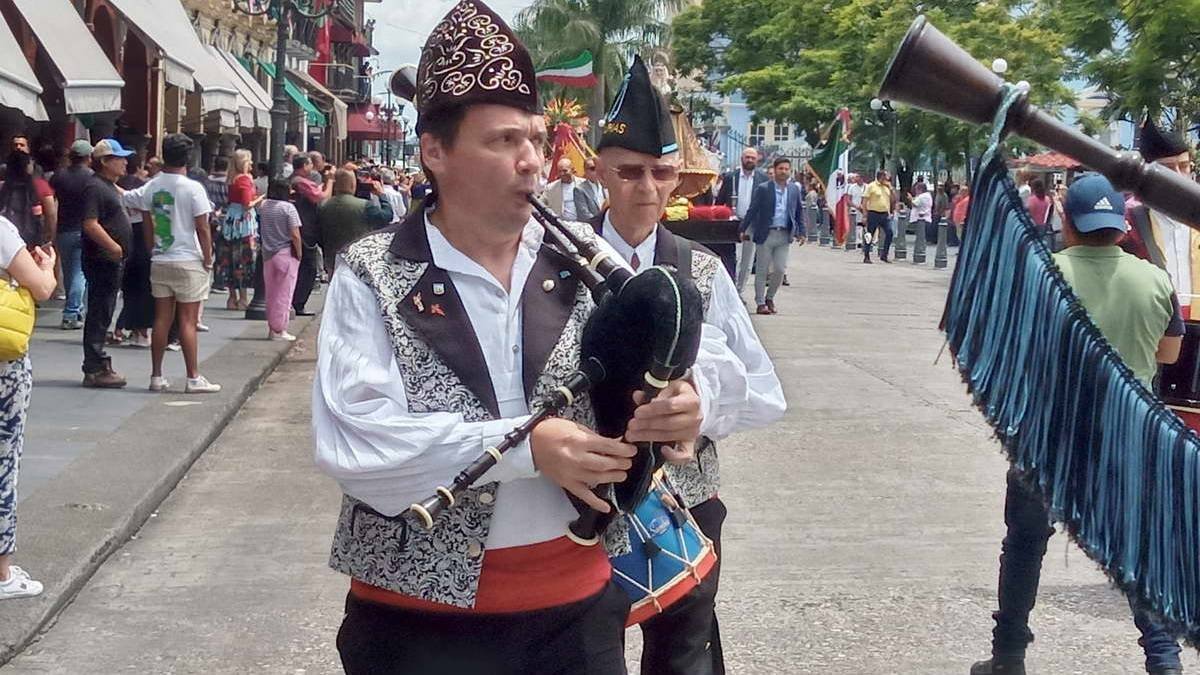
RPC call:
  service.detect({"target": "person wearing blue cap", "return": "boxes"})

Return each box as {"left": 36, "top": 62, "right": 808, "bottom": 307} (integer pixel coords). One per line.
{"left": 971, "top": 173, "right": 1185, "bottom": 675}
{"left": 78, "top": 139, "right": 135, "bottom": 389}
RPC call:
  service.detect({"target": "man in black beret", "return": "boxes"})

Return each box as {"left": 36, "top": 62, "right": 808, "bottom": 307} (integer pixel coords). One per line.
{"left": 591, "top": 55, "right": 786, "bottom": 675}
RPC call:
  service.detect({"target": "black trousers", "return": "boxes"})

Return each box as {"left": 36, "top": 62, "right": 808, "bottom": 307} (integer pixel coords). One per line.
{"left": 292, "top": 243, "right": 319, "bottom": 313}
{"left": 638, "top": 497, "right": 727, "bottom": 675}
{"left": 337, "top": 581, "right": 631, "bottom": 675}
{"left": 81, "top": 255, "right": 122, "bottom": 374}
{"left": 116, "top": 229, "right": 153, "bottom": 331}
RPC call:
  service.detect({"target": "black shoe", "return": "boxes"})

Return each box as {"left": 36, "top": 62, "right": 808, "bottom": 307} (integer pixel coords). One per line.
{"left": 970, "top": 658, "right": 1025, "bottom": 675}
{"left": 1150, "top": 668, "right": 1183, "bottom": 675}
{"left": 863, "top": 257, "right": 873, "bottom": 264}
{"left": 295, "top": 310, "right": 316, "bottom": 317}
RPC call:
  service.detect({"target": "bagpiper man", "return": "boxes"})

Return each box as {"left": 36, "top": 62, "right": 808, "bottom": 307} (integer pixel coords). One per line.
{"left": 312, "top": 2, "right": 716, "bottom": 672}
{"left": 589, "top": 55, "right": 787, "bottom": 675}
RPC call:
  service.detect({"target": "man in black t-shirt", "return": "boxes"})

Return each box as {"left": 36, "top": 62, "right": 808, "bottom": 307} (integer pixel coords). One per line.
{"left": 50, "top": 140, "right": 94, "bottom": 329}
{"left": 80, "top": 139, "right": 134, "bottom": 388}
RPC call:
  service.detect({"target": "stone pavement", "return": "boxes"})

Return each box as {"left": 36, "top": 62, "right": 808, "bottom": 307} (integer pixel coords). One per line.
{"left": 5, "top": 241, "right": 1199, "bottom": 674}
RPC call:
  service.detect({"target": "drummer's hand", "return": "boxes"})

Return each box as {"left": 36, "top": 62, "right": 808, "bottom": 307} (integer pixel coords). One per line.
{"left": 531, "top": 418, "right": 636, "bottom": 513}
{"left": 659, "top": 439, "right": 696, "bottom": 466}
{"left": 627, "top": 380, "right": 703, "bottom": 444}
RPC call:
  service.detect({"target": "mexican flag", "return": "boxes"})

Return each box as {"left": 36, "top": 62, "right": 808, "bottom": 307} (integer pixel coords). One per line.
{"left": 807, "top": 108, "right": 853, "bottom": 245}
{"left": 548, "top": 122, "right": 597, "bottom": 181}
{"left": 536, "top": 51, "right": 598, "bottom": 88}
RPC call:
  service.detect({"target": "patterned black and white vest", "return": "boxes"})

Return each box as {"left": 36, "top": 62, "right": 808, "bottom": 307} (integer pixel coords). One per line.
{"left": 329, "top": 209, "right": 599, "bottom": 608}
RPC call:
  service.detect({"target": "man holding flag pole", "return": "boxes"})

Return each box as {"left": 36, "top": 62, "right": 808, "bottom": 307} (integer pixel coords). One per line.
{"left": 807, "top": 108, "right": 854, "bottom": 248}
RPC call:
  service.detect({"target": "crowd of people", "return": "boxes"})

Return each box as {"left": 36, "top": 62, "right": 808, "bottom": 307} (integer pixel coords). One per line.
{"left": 0, "top": 132, "right": 420, "bottom": 601}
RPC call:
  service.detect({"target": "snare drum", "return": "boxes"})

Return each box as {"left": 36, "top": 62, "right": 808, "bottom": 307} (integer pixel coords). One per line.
{"left": 609, "top": 471, "right": 718, "bottom": 626}
{"left": 1158, "top": 320, "right": 1200, "bottom": 432}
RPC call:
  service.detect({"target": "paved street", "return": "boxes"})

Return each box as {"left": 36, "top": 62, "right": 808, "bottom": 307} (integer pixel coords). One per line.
{"left": 5, "top": 239, "right": 1200, "bottom": 674}
{"left": 20, "top": 294, "right": 303, "bottom": 500}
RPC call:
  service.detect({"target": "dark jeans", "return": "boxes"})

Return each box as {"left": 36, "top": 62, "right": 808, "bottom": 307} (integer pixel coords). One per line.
{"left": 337, "top": 581, "right": 631, "bottom": 675}
{"left": 639, "top": 497, "right": 727, "bottom": 675}
{"left": 991, "top": 469, "right": 1181, "bottom": 671}
{"left": 81, "top": 255, "right": 122, "bottom": 374}
{"left": 292, "top": 243, "right": 319, "bottom": 313}
{"left": 865, "top": 211, "right": 892, "bottom": 260}
{"left": 116, "top": 226, "right": 153, "bottom": 331}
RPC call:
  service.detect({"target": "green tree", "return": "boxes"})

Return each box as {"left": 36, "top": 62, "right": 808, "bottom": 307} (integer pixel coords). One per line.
{"left": 1055, "top": 0, "right": 1200, "bottom": 130}
{"left": 515, "top": 0, "right": 681, "bottom": 141}
{"left": 672, "top": 0, "right": 1072, "bottom": 177}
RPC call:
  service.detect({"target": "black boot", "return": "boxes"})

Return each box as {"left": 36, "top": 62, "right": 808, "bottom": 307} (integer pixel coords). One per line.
{"left": 970, "top": 658, "right": 1026, "bottom": 675}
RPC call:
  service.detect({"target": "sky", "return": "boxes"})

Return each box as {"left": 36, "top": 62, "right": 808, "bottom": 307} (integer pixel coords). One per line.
{"left": 365, "top": 0, "right": 535, "bottom": 125}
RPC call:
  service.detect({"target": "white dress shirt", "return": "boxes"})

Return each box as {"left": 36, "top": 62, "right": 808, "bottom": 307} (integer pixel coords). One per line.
{"left": 735, "top": 170, "right": 756, "bottom": 219}
{"left": 1158, "top": 211, "right": 1193, "bottom": 305}
{"left": 382, "top": 186, "right": 407, "bottom": 223}
{"left": 599, "top": 216, "right": 788, "bottom": 438}
{"left": 314, "top": 214, "right": 783, "bottom": 551}
{"left": 560, "top": 180, "right": 578, "bottom": 220}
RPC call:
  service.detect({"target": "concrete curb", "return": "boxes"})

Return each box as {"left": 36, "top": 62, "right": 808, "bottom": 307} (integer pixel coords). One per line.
{"left": 0, "top": 305, "right": 322, "bottom": 665}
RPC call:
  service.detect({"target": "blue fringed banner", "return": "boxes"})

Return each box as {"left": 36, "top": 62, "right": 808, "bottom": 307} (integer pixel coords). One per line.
{"left": 945, "top": 155, "right": 1200, "bottom": 645}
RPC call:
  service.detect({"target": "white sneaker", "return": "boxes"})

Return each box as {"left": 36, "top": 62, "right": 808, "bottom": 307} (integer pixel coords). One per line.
{"left": 196, "top": 323, "right": 211, "bottom": 333}
{"left": 149, "top": 376, "right": 170, "bottom": 392}
{"left": 269, "top": 331, "right": 297, "bottom": 342}
{"left": 0, "top": 566, "right": 43, "bottom": 600}
{"left": 128, "top": 334, "right": 151, "bottom": 349}
{"left": 185, "top": 375, "right": 221, "bottom": 394}
{"left": 166, "top": 341, "right": 182, "bottom": 352}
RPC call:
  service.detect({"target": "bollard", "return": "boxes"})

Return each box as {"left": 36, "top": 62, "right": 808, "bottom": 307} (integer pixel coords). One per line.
{"left": 819, "top": 209, "right": 833, "bottom": 247}
{"left": 934, "top": 217, "right": 949, "bottom": 269}
{"left": 807, "top": 205, "right": 819, "bottom": 243}
{"left": 894, "top": 212, "right": 908, "bottom": 260}
{"left": 912, "top": 219, "right": 927, "bottom": 264}
{"left": 844, "top": 214, "right": 858, "bottom": 251}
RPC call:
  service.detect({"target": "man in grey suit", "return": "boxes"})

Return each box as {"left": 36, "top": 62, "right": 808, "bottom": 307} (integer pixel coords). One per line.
{"left": 740, "top": 157, "right": 806, "bottom": 315}
{"left": 544, "top": 157, "right": 600, "bottom": 221}
{"left": 716, "top": 147, "right": 769, "bottom": 293}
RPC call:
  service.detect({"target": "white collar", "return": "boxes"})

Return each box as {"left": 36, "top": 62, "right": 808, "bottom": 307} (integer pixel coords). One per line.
{"left": 601, "top": 213, "right": 657, "bottom": 268}
{"left": 424, "top": 211, "right": 542, "bottom": 292}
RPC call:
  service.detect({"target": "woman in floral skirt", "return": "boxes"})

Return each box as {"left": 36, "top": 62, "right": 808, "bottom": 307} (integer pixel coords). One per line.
{"left": 219, "top": 149, "right": 263, "bottom": 311}
{"left": 0, "top": 215, "right": 58, "bottom": 600}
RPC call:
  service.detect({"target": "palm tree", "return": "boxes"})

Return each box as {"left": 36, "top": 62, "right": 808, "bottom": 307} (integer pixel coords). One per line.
{"left": 515, "top": 0, "right": 681, "bottom": 143}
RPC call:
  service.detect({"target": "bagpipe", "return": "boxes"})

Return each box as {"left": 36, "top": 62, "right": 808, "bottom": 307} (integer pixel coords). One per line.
{"left": 403, "top": 193, "right": 715, "bottom": 621}
{"left": 880, "top": 17, "right": 1200, "bottom": 643}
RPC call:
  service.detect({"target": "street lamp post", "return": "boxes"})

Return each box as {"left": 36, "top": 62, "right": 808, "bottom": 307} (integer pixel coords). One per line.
{"left": 231, "top": 0, "right": 334, "bottom": 181}
{"left": 232, "top": 1, "right": 333, "bottom": 321}
{"left": 870, "top": 97, "right": 898, "bottom": 174}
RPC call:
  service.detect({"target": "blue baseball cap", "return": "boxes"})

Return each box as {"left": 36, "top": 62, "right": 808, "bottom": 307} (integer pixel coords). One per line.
{"left": 92, "top": 138, "right": 134, "bottom": 159}
{"left": 1064, "top": 173, "right": 1127, "bottom": 233}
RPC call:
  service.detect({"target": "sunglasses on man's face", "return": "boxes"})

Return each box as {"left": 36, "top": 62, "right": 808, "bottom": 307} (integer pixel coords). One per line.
{"left": 609, "top": 165, "right": 680, "bottom": 182}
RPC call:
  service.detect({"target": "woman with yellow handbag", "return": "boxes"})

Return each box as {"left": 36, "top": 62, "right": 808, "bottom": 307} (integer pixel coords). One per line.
{"left": 0, "top": 215, "right": 57, "bottom": 600}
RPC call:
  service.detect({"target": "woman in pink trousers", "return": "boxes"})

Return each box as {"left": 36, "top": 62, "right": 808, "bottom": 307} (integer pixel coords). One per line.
{"left": 257, "top": 179, "right": 303, "bottom": 341}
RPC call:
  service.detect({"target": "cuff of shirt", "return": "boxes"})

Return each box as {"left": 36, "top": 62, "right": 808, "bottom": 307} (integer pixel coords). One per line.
{"left": 692, "top": 368, "right": 719, "bottom": 439}
{"left": 477, "top": 416, "right": 538, "bottom": 483}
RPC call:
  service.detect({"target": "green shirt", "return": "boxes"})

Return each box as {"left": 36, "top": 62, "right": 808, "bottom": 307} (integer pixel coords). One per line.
{"left": 1052, "top": 245, "right": 1182, "bottom": 386}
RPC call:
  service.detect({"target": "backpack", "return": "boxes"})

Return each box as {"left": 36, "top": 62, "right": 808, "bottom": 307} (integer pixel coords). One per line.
{"left": 0, "top": 181, "right": 43, "bottom": 246}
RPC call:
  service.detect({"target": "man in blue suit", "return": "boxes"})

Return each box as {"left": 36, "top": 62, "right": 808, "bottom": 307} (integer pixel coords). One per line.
{"left": 740, "top": 157, "right": 806, "bottom": 315}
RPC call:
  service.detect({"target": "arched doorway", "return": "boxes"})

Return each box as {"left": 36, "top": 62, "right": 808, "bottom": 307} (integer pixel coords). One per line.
{"left": 118, "top": 30, "right": 153, "bottom": 157}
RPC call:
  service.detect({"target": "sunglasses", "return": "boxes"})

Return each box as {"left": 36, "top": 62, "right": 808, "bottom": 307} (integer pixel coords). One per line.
{"left": 609, "top": 165, "right": 680, "bottom": 182}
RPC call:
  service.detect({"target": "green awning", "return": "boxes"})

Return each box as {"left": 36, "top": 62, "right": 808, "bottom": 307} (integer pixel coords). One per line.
{"left": 254, "top": 60, "right": 327, "bottom": 127}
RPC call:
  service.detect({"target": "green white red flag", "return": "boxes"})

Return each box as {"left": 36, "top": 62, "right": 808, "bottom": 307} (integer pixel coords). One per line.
{"left": 536, "top": 51, "right": 598, "bottom": 88}
{"left": 807, "top": 108, "right": 853, "bottom": 245}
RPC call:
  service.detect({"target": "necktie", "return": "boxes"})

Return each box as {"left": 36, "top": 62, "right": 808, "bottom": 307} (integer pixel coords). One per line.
{"left": 630, "top": 252, "right": 640, "bottom": 271}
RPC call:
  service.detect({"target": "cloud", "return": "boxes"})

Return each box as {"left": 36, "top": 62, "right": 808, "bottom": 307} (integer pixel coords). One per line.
{"left": 367, "top": 0, "right": 535, "bottom": 73}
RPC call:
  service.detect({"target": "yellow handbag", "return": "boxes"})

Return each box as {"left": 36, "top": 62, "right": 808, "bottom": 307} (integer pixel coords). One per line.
{"left": 0, "top": 275, "right": 35, "bottom": 361}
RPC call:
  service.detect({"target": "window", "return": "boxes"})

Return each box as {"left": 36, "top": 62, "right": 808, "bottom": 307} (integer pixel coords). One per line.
{"left": 748, "top": 123, "right": 766, "bottom": 147}
{"left": 774, "top": 122, "right": 790, "bottom": 142}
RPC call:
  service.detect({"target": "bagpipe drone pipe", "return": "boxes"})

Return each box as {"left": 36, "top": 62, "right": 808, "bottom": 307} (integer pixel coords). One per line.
{"left": 881, "top": 17, "right": 1200, "bottom": 644}
{"left": 405, "top": 195, "right": 705, "bottom": 546}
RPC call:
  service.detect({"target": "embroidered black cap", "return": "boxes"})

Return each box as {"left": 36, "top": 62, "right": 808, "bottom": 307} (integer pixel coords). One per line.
{"left": 414, "top": 0, "right": 541, "bottom": 133}
{"left": 597, "top": 55, "right": 678, "bottom": 158}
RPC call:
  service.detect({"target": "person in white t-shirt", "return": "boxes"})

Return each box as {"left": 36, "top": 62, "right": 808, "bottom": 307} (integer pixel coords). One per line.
{"left": 119, "top": 134, "right": 221, "bottom": 394}
{"left": 379, "top": 169, "right": 407, "bottom": 224}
